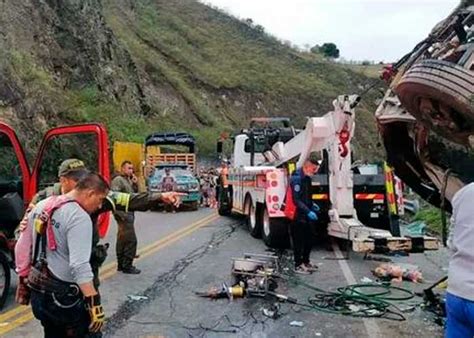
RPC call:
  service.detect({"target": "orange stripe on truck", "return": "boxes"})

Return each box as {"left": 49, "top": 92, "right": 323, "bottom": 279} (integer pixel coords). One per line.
{"left": 355, "top": 193, "right": 385, "bottom": 200}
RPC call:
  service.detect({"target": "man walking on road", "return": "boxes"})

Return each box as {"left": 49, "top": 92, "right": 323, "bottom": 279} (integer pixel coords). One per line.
{"left": 446, "top": 182, "right": 474, "bottom": 338}
{"left": 290, "top": 154, "right": 320, "bottom": 274}
{"left": 27, "top": 173, "right": 109, "bottom": 337}
{"left": 111, "top": 161, "right": 142, "bottom": 274}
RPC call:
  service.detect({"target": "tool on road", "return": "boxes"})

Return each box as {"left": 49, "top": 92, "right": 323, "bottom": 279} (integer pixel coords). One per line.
{"left": 195, "top": 283, "right": 245, "bottom": 300}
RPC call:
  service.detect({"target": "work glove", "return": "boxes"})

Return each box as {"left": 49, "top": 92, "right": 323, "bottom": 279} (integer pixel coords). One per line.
{"left": 85, "top": 294, "right": 105, "bottom": 333}
{"left": 312, "top": 203, "right": 320, "bottom": 213}
{"left": 307, "top": 211, "right": 318, "bottom": 221}
{"left": 15, "top": 276, "right": 30, "bottom": 305}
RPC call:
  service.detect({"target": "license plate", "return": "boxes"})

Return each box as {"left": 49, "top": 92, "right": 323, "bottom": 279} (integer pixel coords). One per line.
{"left": 370, "top": 213, "right": 379, "bottom": 218}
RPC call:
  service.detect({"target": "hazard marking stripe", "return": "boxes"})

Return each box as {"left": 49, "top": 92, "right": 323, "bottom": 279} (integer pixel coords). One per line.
{"left": 355, "top": 194, "right": 385, "bottom": 200}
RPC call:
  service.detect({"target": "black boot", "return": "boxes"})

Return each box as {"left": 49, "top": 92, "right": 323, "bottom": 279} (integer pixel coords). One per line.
{"left": 121, "top": 266, "right": 141, "bottom": 274}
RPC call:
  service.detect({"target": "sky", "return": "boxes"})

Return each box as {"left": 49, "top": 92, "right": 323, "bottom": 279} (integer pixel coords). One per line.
{"left": 199, "top": 0, "right": 461, "bottom": 62}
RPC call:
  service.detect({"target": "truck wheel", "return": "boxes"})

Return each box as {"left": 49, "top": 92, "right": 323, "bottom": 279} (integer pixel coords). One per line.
{"left": 396, "top": 59, "right": 474, "bottom": 145}
{"left": 262, "top": 207, "right": 289, "bottom": 248}
{"left": 245, "top": 197, "right": 261, "bottom": 238}
{"left": 0, "top": 250, "right": 11, "bottom": 310}
{"left": 218, "top": 187, "right": 232, "bottom": 216}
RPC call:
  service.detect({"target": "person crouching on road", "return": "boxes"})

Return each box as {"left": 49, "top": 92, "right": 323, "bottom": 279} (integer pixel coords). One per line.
{"left": 26, "top": 172, "right": 109, "bottom": 338}
{"left": 290, "top": 154, "right": 320, "bottom": 275}
{"left": 446, "top": 182, "right": 474, "bottom": 338}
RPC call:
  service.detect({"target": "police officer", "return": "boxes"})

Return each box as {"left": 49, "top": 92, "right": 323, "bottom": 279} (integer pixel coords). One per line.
{"left": 112, "top": 161, "right": 176, "bottom": 274}
{"left": 15, "top": 159, "right": 182, "bottom": 301}
{"left": 27, "top": 172, "right": 109, "bottom": 337}
{"left": 290, "top": 154, "right": 320, "bottom": 274}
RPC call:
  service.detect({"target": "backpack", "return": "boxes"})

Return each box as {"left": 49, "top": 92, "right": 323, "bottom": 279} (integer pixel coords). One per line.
{"left": 34, "top": 195, "right": 77, "bottom": 252}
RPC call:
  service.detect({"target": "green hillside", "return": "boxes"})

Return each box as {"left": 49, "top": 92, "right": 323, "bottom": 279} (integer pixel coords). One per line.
{"left": 0, "top": 0, "right": 384, "bottom": 160}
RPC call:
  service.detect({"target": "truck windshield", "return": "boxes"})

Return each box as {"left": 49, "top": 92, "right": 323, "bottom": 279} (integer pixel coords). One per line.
{"left": 244, "top": 138, "right": 267, "bottom": 153}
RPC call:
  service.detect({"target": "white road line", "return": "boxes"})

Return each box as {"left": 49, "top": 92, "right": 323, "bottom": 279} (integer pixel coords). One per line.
{"left": 332, "top": 242, "right": 381, "bottom": 338}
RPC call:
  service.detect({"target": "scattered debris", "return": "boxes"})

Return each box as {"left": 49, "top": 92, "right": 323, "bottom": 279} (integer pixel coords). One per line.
{"left": 348, "top": 304, "right": 361, "bottom": 312}
{"left": 363, "top": 254, "right": 392, "bottom": 262}
{"left": 372, "top": 263, "right": 423, "bottom": 283}
{"left": 400, "top": 221, "right": 426, "bottom": 237}
{"left": 290, "top": 320, "right": 304, "bottom": 327}
{"left": 262, "top": 303, "right": 281, "bottom": 319}
{"left": 315, "top": 332, "right": 322, "bottom": 336}
{"left": 360, "top": 277, "right": 374, "bottom": 283}
{"left": 127, "top": 295, "right": 149, "bottom": 301}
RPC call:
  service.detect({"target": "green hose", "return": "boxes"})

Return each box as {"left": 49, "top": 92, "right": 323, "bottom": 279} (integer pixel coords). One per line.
{"left": 278, "top": 271, "right": 414, "bottom": 321}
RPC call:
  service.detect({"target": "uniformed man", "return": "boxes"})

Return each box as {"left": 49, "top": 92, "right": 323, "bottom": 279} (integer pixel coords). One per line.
{"left": 290, "top": 155, "right": 320, "bottom": 274}
{"left": 112, "top": 161, "right": 177, "bottom": 274}
{"left": 15, "top": 159, "right": 182, "bottom": 303}
{"left": 26, "top": 172, "right": 109, "bottom": 337}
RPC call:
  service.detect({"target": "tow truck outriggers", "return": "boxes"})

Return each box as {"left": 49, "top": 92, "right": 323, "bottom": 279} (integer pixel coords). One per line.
{"left": 217, "top": 95, "right": 438, "bottom": 253}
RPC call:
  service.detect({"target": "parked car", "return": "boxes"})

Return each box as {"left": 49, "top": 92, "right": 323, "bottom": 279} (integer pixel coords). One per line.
{"left": 147, "top": 163, "right": 201, "bottom": 210}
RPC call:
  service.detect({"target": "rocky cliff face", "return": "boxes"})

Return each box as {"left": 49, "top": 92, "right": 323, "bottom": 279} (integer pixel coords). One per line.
{"left": 0, "top": 0, "right": 145, "bottom": 131}
{"left": 0, "top": 0, "right": 383, "bottom": 159}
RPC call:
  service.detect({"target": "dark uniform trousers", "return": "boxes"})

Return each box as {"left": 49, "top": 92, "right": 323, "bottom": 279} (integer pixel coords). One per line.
{"left": 290, "top": 220, "right": 313, "bottom": 267}
{"left": 30, "top": 290, "right": 97, "bottom": 338}
{"left": 116, "top": 212, "right": 137, "bottom": 270}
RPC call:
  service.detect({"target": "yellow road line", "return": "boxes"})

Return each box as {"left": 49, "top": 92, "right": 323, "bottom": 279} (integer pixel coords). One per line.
{"left": 99, "top": 212, "right": 218, "bottom": 276}
{"left": 0, "top": 306, "right": 29, "bottom": 323}
{"left": 0, "top": 212, "right": 218, "bottom": 336}
{"left": 100, "top": 214, "right": 219, "bottom": 280}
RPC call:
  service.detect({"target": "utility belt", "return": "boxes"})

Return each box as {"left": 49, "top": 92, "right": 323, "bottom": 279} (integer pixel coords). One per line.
{"left": 28, "top": 263, "right": 82, "bottom": 308}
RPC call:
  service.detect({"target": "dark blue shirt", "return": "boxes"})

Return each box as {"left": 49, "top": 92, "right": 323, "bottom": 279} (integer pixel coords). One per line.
{"left": 290, "top": 168, "right": 313, "bottom": 222}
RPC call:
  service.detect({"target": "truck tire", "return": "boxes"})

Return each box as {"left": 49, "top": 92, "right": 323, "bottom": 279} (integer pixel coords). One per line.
{"left": 245, "top": 197, "right": 261, "bottom": 238}
{"left": 218, "top": 187, "right": 232, "bottom": 216}
{"left": 0, "top": 250, "right": 11, "bottom": 310}
{"left": 262, "top": 207, "right": 289, "bottom": 248}
{"left": 396, "top": 59, "right": 474, "bottom": 145}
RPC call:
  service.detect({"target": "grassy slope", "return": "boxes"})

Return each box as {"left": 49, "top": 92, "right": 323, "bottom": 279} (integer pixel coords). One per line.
{"left": 100, "top": 0, "right": 384, "bottom": 159}
{"left": 2, "top": 0, "right": 384, "bottom": 159}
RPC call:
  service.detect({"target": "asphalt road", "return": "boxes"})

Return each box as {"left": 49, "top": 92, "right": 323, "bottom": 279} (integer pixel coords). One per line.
{"left": 0, "top": 208, "right": 448, "bottom": 337}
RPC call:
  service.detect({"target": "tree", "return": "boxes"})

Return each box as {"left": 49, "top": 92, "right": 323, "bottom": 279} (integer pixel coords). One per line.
{"left": 314, "top": 43, "right": 340, "bottom": 59}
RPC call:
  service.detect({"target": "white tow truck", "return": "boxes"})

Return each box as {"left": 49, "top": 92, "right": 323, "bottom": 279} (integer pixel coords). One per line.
{"left": 217, "top": 95, "right": 438, "bottom": 253}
